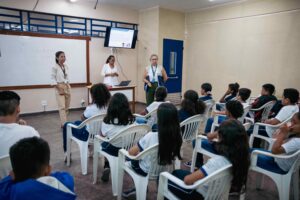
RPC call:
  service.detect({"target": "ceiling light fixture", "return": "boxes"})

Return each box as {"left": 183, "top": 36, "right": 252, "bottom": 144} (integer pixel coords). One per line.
{"left": 69, "top": 0, "right": 77, "bottom": 2}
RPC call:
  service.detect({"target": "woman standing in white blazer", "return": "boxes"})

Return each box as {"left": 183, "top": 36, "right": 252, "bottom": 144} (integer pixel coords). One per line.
{"left": 51, "top": 51, "right": 71, "bottom": 127}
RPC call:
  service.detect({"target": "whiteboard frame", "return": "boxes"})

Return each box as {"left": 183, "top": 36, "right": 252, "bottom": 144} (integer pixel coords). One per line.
{"left": 0, "top": 30, "right": 91, "bottom": 90}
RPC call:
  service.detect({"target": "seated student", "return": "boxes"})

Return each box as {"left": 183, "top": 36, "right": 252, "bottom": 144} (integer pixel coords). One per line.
{"left": 252, "top": 112, "right": 300, "bottom": 174}
{"left": 122, "top": 103, "right": 182, "bottom": 198}
{"left": 0, "top": 137, "right": 76, "bottom": 200}
{"left": 204, "top": 100, "right": 244, "bottom": 134}
{"left": 251, "top": 83, "right": 277, "bottom": 122}
{"left": 257, "top": 88, "right": 299, "bottom": 139}
{"left": 137, "top": 86, "right": 168, "bottom": 130}
{"left": 179, "top": 90, "right": 206, "bottom": 122}
{"left": 219, "top": 82, "right": 240, "bottom": 103}
{"left": 199, "top": 83, "right": 213, "bottom": 101}
{"left": 214, "top": 88, "right": 251, "bottom": 117}
{"left": 0, "top": 91, "right": 39, "bottom": 157}
{"left": 168, "top": 120, "right": 250, "bottom": 200}
{"left": 62, "top": 83, "right": 110, "bottom": 161}
{"left": 100, "top": 93, "right": 135, "bottom": 182}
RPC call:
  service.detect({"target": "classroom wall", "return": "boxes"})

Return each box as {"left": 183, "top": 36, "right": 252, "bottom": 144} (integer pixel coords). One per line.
{"left": 185, "top": 0, "right": 300, "bottom": 100}
{"left": 0, "top": 0, "right": 139, "bottom": 114}
{"left": 137, "top": 7, "right": 160, "bottom": 102}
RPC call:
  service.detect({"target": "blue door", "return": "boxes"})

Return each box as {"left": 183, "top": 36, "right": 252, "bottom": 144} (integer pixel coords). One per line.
{"left": 163, "top": 39, "right": 183, "bottom": 103}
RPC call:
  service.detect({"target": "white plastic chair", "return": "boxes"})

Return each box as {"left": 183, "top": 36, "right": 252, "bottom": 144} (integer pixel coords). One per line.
{"left": 250, "top": 149, "right": 300, "bottom": 200}
{"left": 93, "top": 124, "right": 151, "bottom": 196}
{"left": 134, "top": 108, "right": 158, "bottom": 128}
{"left": 203, "top": 99, "right": 215, "bottom": 119}
{"left": 117, "top": 144, "right": 174, "bottom": 200}
{"left": 175, "top": 114, "right": 204, "bottom": 169}
{"left": 0, "top": 155, "right": 11, "bottom": 179}
{"left": 249, "top": 113, "right": 296, "bottom": 150}
{"left": 66, "top": 114, "right": 105, "bottom": 175}
{"left": 246, "top": 101, "right": 276, "bottom": 123}
{"left": 157, "top": 165, "right": 232, "bottom": 200}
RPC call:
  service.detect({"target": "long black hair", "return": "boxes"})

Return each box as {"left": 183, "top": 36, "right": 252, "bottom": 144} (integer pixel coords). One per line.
{"left": 103, "top": 93, "right": 134, "bottom": 125}
{"left": 106, "top": 55, "right": 115, "bottom": 64}
{"left": 215, "top": 119, "right": 250, "bottom": 192}
{"left": 90, "top": 83, "right": 111, "bottom": 109}
{"left": 181, "top": 90, "right": 206, "bottom": 116}
{"left": 157, "top": 103, "right": 182, "bottom": 165}
{"left": 55, "top": 51, "right": 64, "bottom": 64}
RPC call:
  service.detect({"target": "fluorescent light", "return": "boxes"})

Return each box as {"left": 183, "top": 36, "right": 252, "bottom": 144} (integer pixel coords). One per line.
{"left": 209, "top": 0, "right": 215, "bottom": 1}
{"left": 69, "top": 0, "right": 77, "bottom": 2}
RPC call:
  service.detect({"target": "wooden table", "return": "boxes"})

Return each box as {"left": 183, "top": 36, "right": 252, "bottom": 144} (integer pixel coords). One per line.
{"left": 87, "top": 85, "right": 136, "bottom": 113}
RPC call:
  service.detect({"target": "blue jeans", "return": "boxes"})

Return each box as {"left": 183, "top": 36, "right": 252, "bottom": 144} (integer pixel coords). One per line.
{"left": 62, "top": 121, "right": 89, "bottom": 152}
{"left": 204, "top": 116, "right": 227, "bottom": 134}
{"left": 167, "top": 170, "right": 204, "bottom": 200}
{"left": 250, "top": 148, "right": 287, "bottom": 174}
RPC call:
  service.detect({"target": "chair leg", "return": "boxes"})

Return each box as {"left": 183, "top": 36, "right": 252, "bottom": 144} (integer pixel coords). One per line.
{"left": 255, "top": 174, "right": 263, "bottom": 189}
{"left": 117, "top": 165, "right": 125, "bottom": 200}
{"left": 66, "top": 138, "right": 71, "bottom": 167}
{"left": 110, "top": 159, "right": 118, "bottom": 196}
{"left": 292, "top": 171, "right": 299, "bottom": 200}
{"left": 174, "top": 158, "right": 181, "bottom": 170}
{"left": 93, "top": 152, "right": 99, "bottom": 184}
{"left": 133, "top": 176, "right": 149, "bottom": 200}
{"left": 79, "top": 143, "right": 88, "bottom": 175}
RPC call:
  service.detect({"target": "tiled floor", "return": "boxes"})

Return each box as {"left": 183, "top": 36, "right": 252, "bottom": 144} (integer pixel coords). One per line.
{"left": 20, "top": 105, "right": 284, "bottom": 200}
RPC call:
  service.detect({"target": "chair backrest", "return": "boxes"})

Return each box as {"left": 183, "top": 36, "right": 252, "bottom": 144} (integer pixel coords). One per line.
{"left": 204, "top": 99, "right": 215, "bottom": 117}
{"left": 84, "top": 114, "right": 106, "bottom": 142}
{"left": 180, "top": 114, "right": 203, "bottom": 142}
{"left": 137, "top": 144, "right": 173, "bottom": 180}
{"left": 0, "top": 155, "right": 11, "bottom": 179}
{"left": 109, "top": 124, "right": 151, "bottom": 150}
{"left": 289, "top": 150, "right": 300, "bottom": 175}
{"left": 201, "top": 165, "right": 233, "bottom": 200}
{"left": 238, "top": 105, "right": 251, "bottom": 123}
{"left": 260, "top": 101, "right": 276, "bottom": 121}
{"left": 243, "top": 122, "right": 252, "bottom": 131}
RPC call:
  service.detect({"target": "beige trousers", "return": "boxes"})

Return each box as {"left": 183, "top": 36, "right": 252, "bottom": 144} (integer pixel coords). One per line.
{"left": 55, "top": 83, "right": 71, "bottom": 125}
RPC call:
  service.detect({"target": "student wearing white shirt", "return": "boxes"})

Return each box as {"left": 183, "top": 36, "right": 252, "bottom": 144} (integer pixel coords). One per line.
{"left": 51, "top": 51, "right": 71, "bottom": 126}
{"left": 253, "top": 112, "right": 300, "bottom": 174}
{"left": 256, "top": 88, "right": 299, "bottom": 139}
{"left": 100, "top": 93, "right": 135, "bottom": 182}
{"left": 137, "top": 86, "right": 168, "bottom": 130}
{"left": 143, "top": 54, "right": 168, "bottom": 106}
{"left": 61, "top": 83, "right": 110, "bottom": 160}
{"left": 0, "top": 91, "right": 39, "bottom": 157}
{"left": 122, "top": 103, "right": 182, "bottom": 198}
{"left": 167, "top": 120, "right": 250, "bottom": 199}
{"left": 101, "top": 55, "right": 119, "bottom": 86}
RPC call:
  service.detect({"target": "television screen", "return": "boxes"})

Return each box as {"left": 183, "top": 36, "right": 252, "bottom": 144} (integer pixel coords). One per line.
{"left": 104, "top": 27, "right": 137, "bottom": 49}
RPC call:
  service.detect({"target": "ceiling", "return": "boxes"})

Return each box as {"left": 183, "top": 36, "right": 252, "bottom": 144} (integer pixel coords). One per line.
{"left": 75, "top": 0, "right": 243, "bottom": 12}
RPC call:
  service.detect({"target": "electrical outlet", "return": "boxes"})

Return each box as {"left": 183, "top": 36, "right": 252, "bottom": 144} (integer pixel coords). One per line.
{"left": 81, "top": 99, "right": 85, "bottom": 107}
{"left": 41, "top": 100, "right": 47, "bottom": 106}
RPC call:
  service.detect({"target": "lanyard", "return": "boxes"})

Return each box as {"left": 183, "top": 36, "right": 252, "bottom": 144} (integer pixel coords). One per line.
{"left": 151, "top": 65, "right": 157, "bottom": 81}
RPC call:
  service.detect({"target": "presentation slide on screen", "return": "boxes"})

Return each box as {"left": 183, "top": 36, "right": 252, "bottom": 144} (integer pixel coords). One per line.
{"left": 108, "top": 28, "right": 134, "bottom": 48}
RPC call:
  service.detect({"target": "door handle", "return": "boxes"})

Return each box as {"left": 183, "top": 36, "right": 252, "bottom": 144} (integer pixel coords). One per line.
{"left": 168, "top": 76, "right": 178, "bottom": 79}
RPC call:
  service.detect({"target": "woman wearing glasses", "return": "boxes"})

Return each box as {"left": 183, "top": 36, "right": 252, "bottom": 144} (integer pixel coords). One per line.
{"left": 143, "top": 54, "right": 168, "bottom": 105}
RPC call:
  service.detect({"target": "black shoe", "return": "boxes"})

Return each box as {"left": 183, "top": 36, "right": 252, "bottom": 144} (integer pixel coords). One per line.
{"left": 101, "top": 168, "right": 110, "bottom": 182}
{"left": 64, "top": 153, "right": 72, "bottom": 163}
{"left": 122, "top": 188, "right": 136, "bottom": 198}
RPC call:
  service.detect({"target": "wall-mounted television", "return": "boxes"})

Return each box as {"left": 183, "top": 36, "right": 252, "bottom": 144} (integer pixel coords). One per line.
{"left": 104, "top": 27, "right": 138, "bottom": 49}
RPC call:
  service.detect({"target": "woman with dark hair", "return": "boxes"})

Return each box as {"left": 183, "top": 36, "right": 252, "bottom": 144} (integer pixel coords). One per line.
{"left": 219, "top": 82, "right": 240, "bottom": 103}
{"left": 101, "top": 55, "right": 119, "bottom": 86}
{"left": 51, "top": 51, "right": 71, "bottom": 126}
{"left": 169, "top": 119, "right": 250, "bottom": 200}
{"left": 179, "top": 90, "right": 206, "bottom": 122}
{"left": 61, "top": 83, "right": 110, "bottom": 161}
{"left": 100, "top": 93, "right": 135, "bottom": 182}
{"left": 122, "top": 103, "right": 182, "bottom": 198}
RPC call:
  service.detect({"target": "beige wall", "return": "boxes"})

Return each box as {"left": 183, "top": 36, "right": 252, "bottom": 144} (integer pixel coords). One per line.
{"left": 137, "top": 7, "right": 160, "bottom": 102}
{"left": 0, "top": 0, "right": 139, "bottom": 114}
{"left": 185, "top": 0, "right": 300, "bottom": 100}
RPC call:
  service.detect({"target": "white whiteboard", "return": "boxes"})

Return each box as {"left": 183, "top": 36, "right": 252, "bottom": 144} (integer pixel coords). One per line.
{"left": 0, "top": 34, "right": 87, "bottom": 87}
